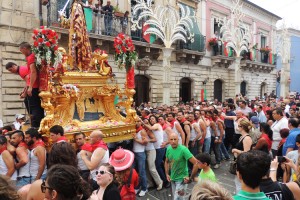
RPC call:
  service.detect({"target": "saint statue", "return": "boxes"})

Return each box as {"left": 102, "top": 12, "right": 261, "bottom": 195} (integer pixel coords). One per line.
{"left": 68, "top": 0, "right": 93, "bottom": 71}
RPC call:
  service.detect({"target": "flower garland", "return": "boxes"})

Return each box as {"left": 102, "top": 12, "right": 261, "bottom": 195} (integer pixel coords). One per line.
{"left": 114, "top": 33, "right": 137, "bottom": 72}
{"left": 32, "top": 26, "right": 62, "bottom": 70}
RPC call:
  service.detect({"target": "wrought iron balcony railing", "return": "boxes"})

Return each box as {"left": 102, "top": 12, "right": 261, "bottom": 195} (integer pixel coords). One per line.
{"left": 46, "top": 0, "right": 206, "bottom": 52}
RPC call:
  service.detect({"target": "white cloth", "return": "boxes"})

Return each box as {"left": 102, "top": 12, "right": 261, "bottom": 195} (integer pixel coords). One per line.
{"left": 271, "top": 117, "right": 289, "bottom": 150}
{"left": 286, "top": 150, "right": 298, "bottom": 182}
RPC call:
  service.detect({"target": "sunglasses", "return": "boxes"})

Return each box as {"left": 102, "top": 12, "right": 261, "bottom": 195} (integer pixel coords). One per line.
{"left": 41, "top": 180, "right": 53, "bottom": 193}
{"left": 96, "top": 170, "right": 112, "bottom": 175}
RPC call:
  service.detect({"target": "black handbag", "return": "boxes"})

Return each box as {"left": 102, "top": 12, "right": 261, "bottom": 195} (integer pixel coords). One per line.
{"left": 229, "top": 159, "right": 237, "bottom": 175}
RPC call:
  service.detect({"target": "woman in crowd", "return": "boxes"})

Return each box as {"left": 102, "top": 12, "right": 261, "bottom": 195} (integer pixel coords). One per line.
{"left": 0, "top": 175, "right": 20, "bottom": 200}
{"left": 252, "top": 123, "right": 272, "bottom": 154}
{"left": 89, "top": 163, "right": 121, "bottom": 200}
{"left": 266, "top": 110, "right": 275, "bottom": 126}
{"left": 190, "top": 181, "right": 233, "bottom": 200}
{"left": 42, "top": 164, "right": 90, "bottom": 200}
{"left": 231, "top": 118, "right": 253, "bottom": 193}
{"left": 109, "top": 148, "right": 138, "bottom": 200}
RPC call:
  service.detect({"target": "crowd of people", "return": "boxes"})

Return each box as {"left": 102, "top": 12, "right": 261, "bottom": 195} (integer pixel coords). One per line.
{"left": 1, "top": 94, "right": 300, "bottom": 199}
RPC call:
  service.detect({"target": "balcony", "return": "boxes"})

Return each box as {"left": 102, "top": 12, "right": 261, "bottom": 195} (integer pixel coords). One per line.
{"left": 46, "top": 0, "right": 205, "bottom": 61}
{"left": 240, "top": 50, "right": 276, "bottom": 73}
{"left": 211, "top": 45, "right": 235, "bottom": 68}
{"left": 175, "top": 35, "right": 206, "bottom": 64}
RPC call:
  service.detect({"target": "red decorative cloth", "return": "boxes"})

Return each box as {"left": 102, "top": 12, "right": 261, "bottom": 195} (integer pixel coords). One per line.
{"left": 56, "top": 136, "right": 68, "bottom": 143}
{"left": 136, "top": 126, "right": 143, "bottom": 133}
{"left": 39, "top": 64, "right": 49, "bottom": 91}
{"left": 30, "top": 139, "right": 45, "bottom": 150}
{"left": 91, "top": 140, "right": 108, "bottom": 152}
{"left": 126, "top": 67, "right": 135, "bottom": 89}
{"left": 81, "top": 143, "right": 93, "bottom": 152}
{"left": 18, "top": 141, "right": 28, "bottom": 149}
{"left": 0, "top": 146, "right": 7, "bottom": 154}
{"left": 162, "top": 123, "right": 170, "bottom": 131}
{"left": 169, "top": 119, "right": 176, "bottom": 129}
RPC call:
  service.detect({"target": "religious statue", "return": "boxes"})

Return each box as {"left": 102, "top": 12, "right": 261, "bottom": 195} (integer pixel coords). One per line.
{"left": 68, "top": 0, "right": 92, "bottom": 71}
{"left": 91, "top": 49, "right": 112, "bottom": 76}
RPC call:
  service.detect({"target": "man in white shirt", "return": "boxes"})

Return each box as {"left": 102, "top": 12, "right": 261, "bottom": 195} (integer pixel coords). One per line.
{"left": 236, "top": 101, "right": 252, "bottom": 117}
{"left": 271, "top": 108, "right": 289, "bottom": 157}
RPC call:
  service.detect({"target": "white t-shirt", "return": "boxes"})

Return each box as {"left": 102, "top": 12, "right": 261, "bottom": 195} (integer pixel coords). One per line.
{"left": 286, "top": 150, "right": 299, "bottom": 182}
{"left": 271, "top": 117, "right": 289, "bottom": 150}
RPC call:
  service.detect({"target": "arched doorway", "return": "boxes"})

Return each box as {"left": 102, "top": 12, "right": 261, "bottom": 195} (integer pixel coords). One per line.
{"left": 134, "top": 75, "right": 149, "bottom": 106}
{"left": 240, "top": 81, "right": 247, "bottom": 96}
{"left": 179, "top": 78, "right": 192, "bottom": 103}
{"left": 214, "top": 79, "right": 223, "bottom": 102}
{"left": 260, "top": 82, "right": 267, "bottom": 99}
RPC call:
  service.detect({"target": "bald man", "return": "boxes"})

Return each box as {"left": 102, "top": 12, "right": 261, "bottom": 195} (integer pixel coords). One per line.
{"left": 80, "top": 130, "right": 109, "bottom": 190}
{"left": 165, "top": 132, "right": 198, "bottom": 200}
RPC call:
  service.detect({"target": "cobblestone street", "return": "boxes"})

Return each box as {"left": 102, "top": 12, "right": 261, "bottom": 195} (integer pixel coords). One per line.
{"left": 137, "top": 159, "right": 236, "bottom": 200}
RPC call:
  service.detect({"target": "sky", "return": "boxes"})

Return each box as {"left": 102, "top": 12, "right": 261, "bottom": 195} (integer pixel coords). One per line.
{"left": 248, "top": 0, "right": 300, "bottom": 29}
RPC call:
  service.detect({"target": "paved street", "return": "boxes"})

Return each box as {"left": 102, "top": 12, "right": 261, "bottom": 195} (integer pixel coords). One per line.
{"left": 137, "top": 158, "right": 236, "bottom": 200}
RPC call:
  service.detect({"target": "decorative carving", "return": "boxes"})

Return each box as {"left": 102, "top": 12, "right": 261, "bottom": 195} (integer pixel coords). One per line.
{"left": 136, "top": 56, "right": 153, "bottom": 71}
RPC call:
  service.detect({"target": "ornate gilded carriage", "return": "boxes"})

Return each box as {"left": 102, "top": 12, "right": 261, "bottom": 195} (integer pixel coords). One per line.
{"left": 37, "top": 1, "right": 137, "bottom": 143}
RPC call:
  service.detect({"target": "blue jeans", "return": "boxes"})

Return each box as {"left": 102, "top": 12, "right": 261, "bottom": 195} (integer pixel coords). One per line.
{"left": 220, "top": 138, "right": 230, "bottom": 159}
{"left": 16, "top": 177, "right": 31, "bottom": 189}
{"left": 134, "top": 152, "right": 147, "bottom": 191}
{"left": 211, "top": 136, "right": 221, "bottom": 164}
{"left": 155, "top": 148, "right": 166, "bottom": 182}
{"left": 188, "top": 140, "right": 198, "bottom": 156}
{"left": 171, "top": 180, "right": 188, "bottom": 200}
{"left": 104, "top": 16, "right": 112, "bottom": 35}
{"left": 203, "top": 137, "right": 211, "bottom": 154}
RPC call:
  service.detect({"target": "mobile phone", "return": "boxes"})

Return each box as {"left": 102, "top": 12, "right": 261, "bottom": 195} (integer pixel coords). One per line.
{"left": 277, "top": 156, "right": 286, "bottom": 163}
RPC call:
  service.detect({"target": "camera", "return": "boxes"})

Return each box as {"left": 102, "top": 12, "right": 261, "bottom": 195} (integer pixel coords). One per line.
{"left": 277, "top": 156, "right": 287, "bottom": 163}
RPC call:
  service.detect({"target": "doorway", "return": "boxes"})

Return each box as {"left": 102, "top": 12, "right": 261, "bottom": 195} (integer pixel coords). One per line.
{"left": 179, "top": 78, "right": 192, "bottom": 103}
{"left": 214, "top": 79, "right": 223, "bottom": 102}
{"left": 134, "top": 75, "right": 150, "bottom": 106}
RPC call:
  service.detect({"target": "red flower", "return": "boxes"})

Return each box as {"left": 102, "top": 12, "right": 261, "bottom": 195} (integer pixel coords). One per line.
{"left": 118, "top": 33, "right": 125, "bottom": 40}
{"left": 50, "top": 39, "right": 56, "bottom": 44}
{"left": 33, "top": 29, "right": 39, "bottom": 35}
{"left": 121, "top": 46, "right": 127, "bottom": 53}
{"left": 38, "top": 38, "right": 44, "bottom": 43}
{"left": 45, "top": 42, "right": 51, "bottom": 47}
{"left": 116, "top": 49, "right": 120, "bottom": 54}
{"left": 41, "top": 29, "right": 47, "bottom": 34}
{"left": 54, "top": 45, "right": 58, "bottom": 51}
{"left": 34, "top": 41, "right": 39, "bottom": 47}
{"left": 40, "top": 26, "right": 44, "bottom": 29}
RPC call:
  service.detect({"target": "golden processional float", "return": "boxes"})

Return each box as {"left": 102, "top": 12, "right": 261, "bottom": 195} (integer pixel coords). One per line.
{"left": 34, "top": 1, "right": 137, "bottom": 144}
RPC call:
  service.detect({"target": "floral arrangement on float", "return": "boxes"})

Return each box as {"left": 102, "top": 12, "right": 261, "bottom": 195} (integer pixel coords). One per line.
{"left": 114, "top": 33, "right": 137, "bottom": 89}
{"left": 208, "top": 37, "right": 217, "bottom": 46}
{"left": 32, "top": 26, "right": 62, "bottom": 91}
{"left": 259, "top": 46, "right": 272, "bottom": 53}
{"left": 32, "top": 26, "right": 62, "bottom": 71}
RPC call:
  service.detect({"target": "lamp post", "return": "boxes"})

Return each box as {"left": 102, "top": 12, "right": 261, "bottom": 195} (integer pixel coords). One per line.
{"left": 217, "top": 0, "right": 251, "bottom": 95}
{"left": 131, "top": 0, "right": 196, "bottom": 105}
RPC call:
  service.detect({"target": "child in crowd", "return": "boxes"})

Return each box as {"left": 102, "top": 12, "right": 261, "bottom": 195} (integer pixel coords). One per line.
{"left": 192, "top": 153, "right": 217, "bottom": 183}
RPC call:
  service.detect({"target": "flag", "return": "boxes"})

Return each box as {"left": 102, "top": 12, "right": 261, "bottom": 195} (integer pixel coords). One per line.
{"left": 143, "top": 24, "right": 156, "bottom": 44}
{"left": 201, "top": 89, "right": 204, "bottom": 102}
{"left": 269, "top": 53, "right": 275, "bottom": 64}
{"left": 204, "top": 89, "right": 207, "bottom": 101}
{"left": 228, "top": 48, "right": 233, "bottom": 57}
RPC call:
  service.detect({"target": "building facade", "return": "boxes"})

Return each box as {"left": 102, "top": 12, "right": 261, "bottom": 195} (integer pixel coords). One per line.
{"left": 0, "top": 0, "right": 281, "bottom": 124}
{"left": 276, "top": 28, "right": 300, "bottom": 96}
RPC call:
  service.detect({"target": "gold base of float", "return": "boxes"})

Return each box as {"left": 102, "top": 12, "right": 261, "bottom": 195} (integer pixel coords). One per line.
{"left": 38, "top": 71, "right": 137, "bottom": 143}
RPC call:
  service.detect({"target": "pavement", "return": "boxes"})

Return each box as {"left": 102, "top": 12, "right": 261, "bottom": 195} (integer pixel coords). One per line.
{"left": 136, "top": 158, "right": 236, "bottom": 200}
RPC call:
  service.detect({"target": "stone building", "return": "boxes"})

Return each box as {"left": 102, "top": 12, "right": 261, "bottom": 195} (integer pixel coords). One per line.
{"left": 0, "top": 0, "right": 281, "bottom": 124}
